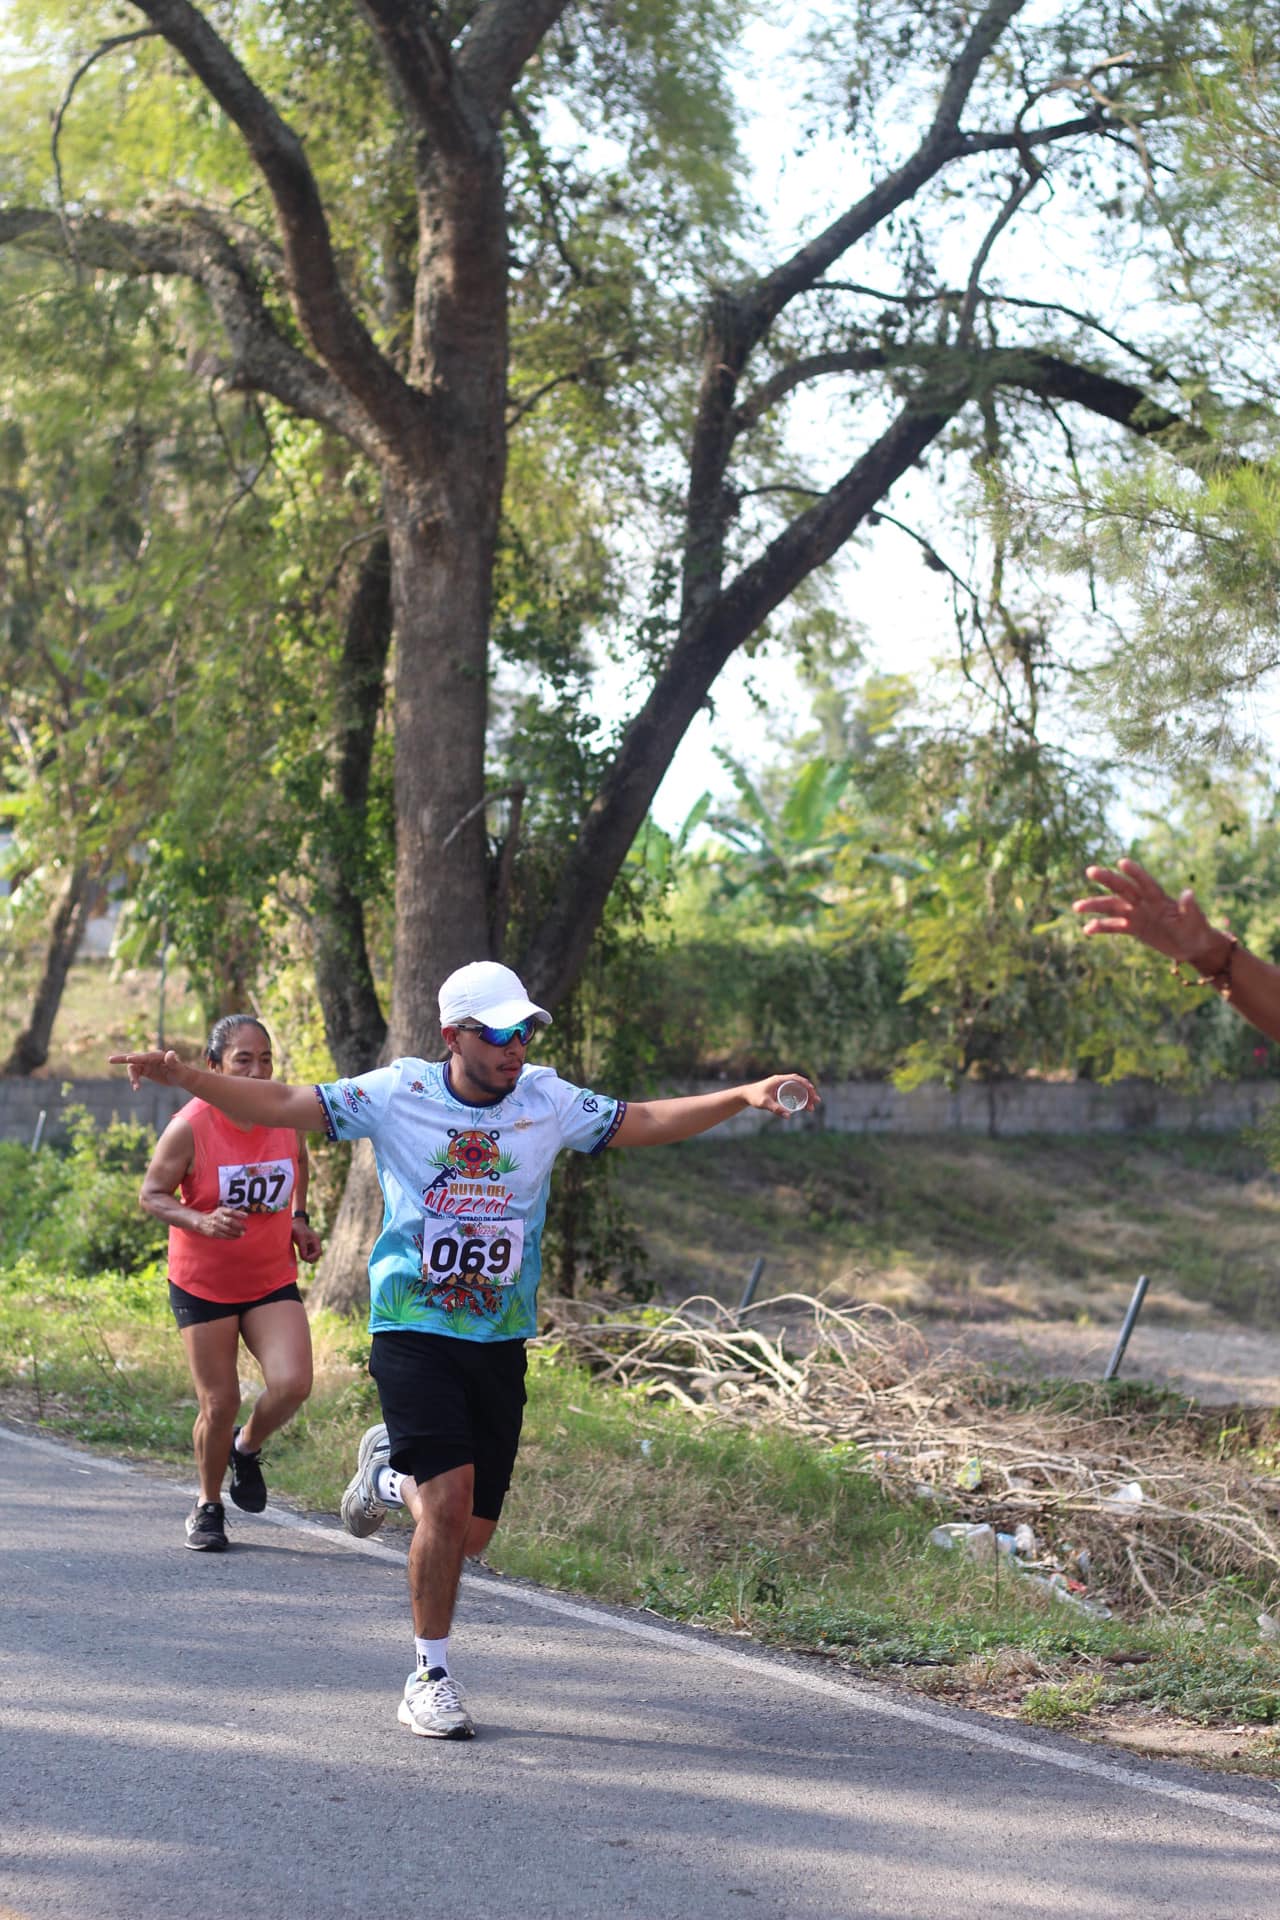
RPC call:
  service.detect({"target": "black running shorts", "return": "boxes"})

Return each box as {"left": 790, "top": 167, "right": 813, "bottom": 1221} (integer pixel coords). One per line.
{"left": 368, "top": 1330, "right": 528, "bottom": 1522}
{"left": 169, "top": 1278, "right": 303, "bottom": 1327}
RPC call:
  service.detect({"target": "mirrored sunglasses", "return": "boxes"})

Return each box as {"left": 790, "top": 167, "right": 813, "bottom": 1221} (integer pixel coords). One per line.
{"left": 456, "top": 1017, "right": 539, "bottom": 1047}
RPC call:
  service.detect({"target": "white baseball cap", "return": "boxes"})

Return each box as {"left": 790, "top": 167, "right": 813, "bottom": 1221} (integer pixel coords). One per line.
{"left": 437, "top": 960, "right": 552, "bottom": 1030}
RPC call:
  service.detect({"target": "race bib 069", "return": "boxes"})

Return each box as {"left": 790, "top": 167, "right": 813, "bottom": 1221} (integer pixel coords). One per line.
{"left": 218, "top": 1158, "right": 294, "bottom": 1214}
{"left": 421, "top": 1217, "right": 524, "bottom": 1288}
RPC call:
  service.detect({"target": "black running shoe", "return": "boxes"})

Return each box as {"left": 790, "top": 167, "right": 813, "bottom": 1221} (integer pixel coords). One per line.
{"left": 228, "top": 1428, "right": 267, "bottom": 1512}
{"left": 185, "top": 1500, "right": 228, "bottom": 1551}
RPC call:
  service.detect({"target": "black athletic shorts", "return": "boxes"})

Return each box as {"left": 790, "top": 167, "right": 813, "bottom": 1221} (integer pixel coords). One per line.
{"left": 368, "top": 1330, "right": 527, "bottom": 1522}
{"left": 169, "top": 1278, "right": 303, "bottom": 1328}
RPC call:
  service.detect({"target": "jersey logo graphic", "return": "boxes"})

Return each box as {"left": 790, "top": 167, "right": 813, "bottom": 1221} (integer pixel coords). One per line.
{"left": 446, "top": 1127, "right": 502, "bottom": 1177}
{"left": 425, "top": 1128, "right": 516, "bottom": 1190}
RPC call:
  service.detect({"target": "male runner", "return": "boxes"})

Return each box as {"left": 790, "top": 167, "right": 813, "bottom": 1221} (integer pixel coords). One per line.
{"left": 113, "top": 960, "right": 817, "bottom": 1740}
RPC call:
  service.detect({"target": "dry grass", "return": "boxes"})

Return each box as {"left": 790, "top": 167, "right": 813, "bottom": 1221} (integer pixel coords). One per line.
{"left": 614, "top": 1131, "right": 1280, "bottom": 1330}
{"left": 544, "top": 1293, "right": 1280, "bottom": 1614}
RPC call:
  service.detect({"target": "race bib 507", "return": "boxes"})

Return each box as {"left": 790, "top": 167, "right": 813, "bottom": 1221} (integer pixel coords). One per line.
{"left": 218, "top": 1159, "right": 294, "bottom": 1214}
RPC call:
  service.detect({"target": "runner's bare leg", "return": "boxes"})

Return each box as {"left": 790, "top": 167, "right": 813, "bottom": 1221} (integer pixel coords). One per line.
{"left": 180, "top": 1317, "right": 243, "bottom": 1504}
{"left": 237, "top": 1297, "right": 313, "bottom": 1451}
{"left": 406, "top": 1464, "right": 500, "bottom": 1635}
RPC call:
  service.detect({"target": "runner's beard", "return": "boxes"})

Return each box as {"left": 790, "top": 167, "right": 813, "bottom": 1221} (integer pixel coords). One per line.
{"left": 472, "top": 1057, "right": 521, "bottom": 1100}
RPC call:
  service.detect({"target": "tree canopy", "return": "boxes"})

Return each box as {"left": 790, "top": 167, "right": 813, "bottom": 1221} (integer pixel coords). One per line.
{"left": 6, "top": 0, "right": 1280, "bottom": 1296}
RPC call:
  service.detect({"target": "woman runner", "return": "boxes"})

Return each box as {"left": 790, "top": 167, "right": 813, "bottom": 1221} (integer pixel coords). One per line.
{"left": 139, "top": 1014, "right": 321, "bottom": 1550}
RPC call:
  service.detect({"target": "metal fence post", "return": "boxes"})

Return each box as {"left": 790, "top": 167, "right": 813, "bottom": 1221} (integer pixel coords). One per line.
{"left": 1102, "top": 1273, "right": 1150, "bottom": 1382}
{"left": 737, "top": 1256, "right": 765, "bottom": 1316}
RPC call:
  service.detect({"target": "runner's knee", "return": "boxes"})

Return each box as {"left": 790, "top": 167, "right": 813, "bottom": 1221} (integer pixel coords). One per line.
{"left": 265, "top": 1360, "right": 312, "bottom": 1405}
{"left": 195, "top": 1384, "right": 241, "bottom": 1424}
{"left": 414, "top": 1462, "right": 475, "bottom": 1534}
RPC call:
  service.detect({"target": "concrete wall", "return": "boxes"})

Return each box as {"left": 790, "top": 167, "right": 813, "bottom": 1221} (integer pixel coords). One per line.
{"left": 0, "top": 1077, "right": 188, "bottom": 1147}
{"left": 680, "top": 1075, "right": 1280, "bottom": 1140}
{"left": 2, "top": 1072, "right": 1278, "bottom": 1147}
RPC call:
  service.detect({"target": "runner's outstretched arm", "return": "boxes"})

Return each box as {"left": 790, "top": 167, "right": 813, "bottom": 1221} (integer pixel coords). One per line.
{"left": 1074, "top": 857, "right": 1280, "bottom": 1043}
{"left": 610, "top": 1073, "right": 819, "bottom": 1149}
{"left": 109, "top": 1049, "right": 326, "bottom": 1131}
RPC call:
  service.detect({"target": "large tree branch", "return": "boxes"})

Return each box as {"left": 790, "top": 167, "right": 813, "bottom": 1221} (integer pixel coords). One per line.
{"left": 677, "top": 1, "right": 1103, "bottom": 655}
{"left": 1006, "top": 350, "right": 1194, "bottom": 441}
{"left": 127, "top": 0, "right": 416, "bottom": 439}
{"left": 356, "top": 0, "right": 571, "bottom": 153}
{"left": 754, "top": 0, "right": 1031, "bottom": 329}
{"left": 736, "top": 351, "right": 886, "bottom": 432}
{"left": 456, "top": 0, "right": 574, "bottom": 120}
{"left": 522, "top": 392, "right": 958, "bottom": 1006}
{"left": 736, "top": 343, "right": 1197, "bottom": 446}
{"left": 525, "top": 341, "right": 1221, "bottom": 1004}
{"left": 356, "top": 1, "right": 474, "bottom": 152}
{"left": 0, "top": 207, "right": 384, "bottom": 456}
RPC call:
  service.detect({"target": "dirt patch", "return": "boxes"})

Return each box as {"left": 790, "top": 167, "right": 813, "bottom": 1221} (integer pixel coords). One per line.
{"left": 1093, "top": 1713, "right": 1280, "bottom": 1769}
{"left": 926, "top": 1316, "right": 1280, "bottom": 1408}
{"left": 901, "top": 1659, "right": 1280, "bottom": 1774}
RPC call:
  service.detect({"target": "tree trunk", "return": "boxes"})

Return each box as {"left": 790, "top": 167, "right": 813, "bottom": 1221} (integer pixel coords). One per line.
{"left": 310, "top": 1137, "right": 384, "bottom": 1313}
{"left": 2, "top": 863, "right": 97, "bottom": 1075}
{"left": 311, "top": 530, "right": 392, "bottom": 1076}
{"left": 309, "top": 479, "right": 504, "bottom": 1315}
{"left": 311, "top": 143, "right": 509, "bottom": 1317}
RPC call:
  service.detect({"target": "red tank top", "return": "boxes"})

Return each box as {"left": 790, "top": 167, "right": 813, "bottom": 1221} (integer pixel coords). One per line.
{"left": 167, "top": 1098, "right": 301, "bottom": 1303}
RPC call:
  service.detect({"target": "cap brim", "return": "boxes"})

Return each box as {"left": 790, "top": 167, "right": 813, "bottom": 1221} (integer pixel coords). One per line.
{"left": 442, "top": 997, "right": 552, "bottom": 1028}
{"left": 486, "top": 997, "right": 552, "bottom": 1028}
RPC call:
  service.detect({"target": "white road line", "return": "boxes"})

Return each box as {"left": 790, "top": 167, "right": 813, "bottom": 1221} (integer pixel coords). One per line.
{"left": 7, "top": 1422, "right": 1280, "bottom": 1834}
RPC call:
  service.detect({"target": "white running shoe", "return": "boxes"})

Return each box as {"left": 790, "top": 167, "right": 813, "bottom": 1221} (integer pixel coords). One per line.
{"left": 339, "top": 1422, "right": 391, "bottom": 1537}
{"left": 398, "top": 1668, "right": 475, "bottom": 1740}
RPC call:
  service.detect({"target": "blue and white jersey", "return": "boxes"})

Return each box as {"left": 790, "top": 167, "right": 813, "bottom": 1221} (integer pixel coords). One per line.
{"left": 315, "top": 1058, "right": 625, "bottom": 1341}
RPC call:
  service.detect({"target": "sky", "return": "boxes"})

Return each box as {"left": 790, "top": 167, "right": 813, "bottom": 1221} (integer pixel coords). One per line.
{"left": 635, "top": 4, "right": 1280, "bottom": 842}
{"left": 627, "top": 9, "right": 963, "bottom": 832}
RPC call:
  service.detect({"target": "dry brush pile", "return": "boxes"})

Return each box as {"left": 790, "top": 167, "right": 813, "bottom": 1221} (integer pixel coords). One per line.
{"left": 541, "top": 1294, "right": 1280, "bottom": 1617}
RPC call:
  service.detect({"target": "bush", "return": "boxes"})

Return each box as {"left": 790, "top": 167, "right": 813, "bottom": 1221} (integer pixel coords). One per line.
{"left": 573, "top": 934, "right": 916, "bottom": 1085}
{"left": 0, "top": 1139, "right": 66, "bottom": 1258}
{"left": 0, "top": 1108, "right": 165, "bottom": 1277}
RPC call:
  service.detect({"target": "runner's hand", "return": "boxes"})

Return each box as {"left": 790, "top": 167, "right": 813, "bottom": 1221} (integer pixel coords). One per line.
{"left": 108, "top": 1048, "right": 187, "bottom": 1091}
{"left": 292, "top": 1220, "right": 323, "bottom": 1263}
{"left": 1073, "top": 859, "right": 1222, "bottom": 967}
{"left": 746, "top": 1074, "right": 820, "bottom": 1115}
{"left": 201, "top": 1206, "right": 249, "bottom": 1240}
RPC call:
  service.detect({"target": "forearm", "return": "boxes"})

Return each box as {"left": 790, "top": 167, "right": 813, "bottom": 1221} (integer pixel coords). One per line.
{"left": 1191, "top": 931, "right": 1280, "bottom": 1042}
{"left": 166, "top": 1062, "right": 324, "bottom": 1131}
{"left": 613, "top": 1087, "right": 753, "bottom": 1149}
{"left": 140, "top": 1187, "right": 208, "bottom": 1234}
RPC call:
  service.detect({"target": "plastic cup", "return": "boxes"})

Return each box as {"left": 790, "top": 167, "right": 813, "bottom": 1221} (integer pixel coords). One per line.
{"left": 776, "top": 1080, "right": 808, "bottom": 1112}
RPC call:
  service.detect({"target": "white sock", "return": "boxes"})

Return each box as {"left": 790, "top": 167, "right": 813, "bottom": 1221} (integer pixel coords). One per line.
{"left": 415, "top": 1636, "right": 449, "bottom": 1675}
{"left": 374, "top": 1464, "right": 405, "bottom": 1507}
{"left": 234, "top": 1429, "right": 257, "bottom": 1455}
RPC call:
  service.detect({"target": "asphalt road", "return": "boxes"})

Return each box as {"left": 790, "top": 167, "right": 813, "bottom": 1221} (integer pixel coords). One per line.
{"left": 3, "top": 1424, "right": 1279, "bottom": 1920}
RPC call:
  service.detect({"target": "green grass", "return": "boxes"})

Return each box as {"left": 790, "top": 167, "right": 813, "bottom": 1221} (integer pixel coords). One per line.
{"left": 613, "top": 1130, "right": 1280, "bottom": 1327}
{"left": 0, "top": 954, "right": 207, "bottom": 1074}
{"left": 5, "top": 1259, "right": 1279, "bottom": 1754}
{"left": 1020, "top": 1675, "right": 1105, "bottom": 1727}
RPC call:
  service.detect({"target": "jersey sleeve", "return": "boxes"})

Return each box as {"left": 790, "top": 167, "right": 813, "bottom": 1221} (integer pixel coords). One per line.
{"left": 314, "top": 1064, "right": 401, "bottom": 1145}
{"left": 544, "top": 1075, "right": 627, "bottom": 1155}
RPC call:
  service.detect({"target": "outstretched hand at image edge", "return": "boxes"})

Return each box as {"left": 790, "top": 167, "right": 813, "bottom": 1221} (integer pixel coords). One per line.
{"left": 108, "top": 1049, "right": 188, "bottom": 1092}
